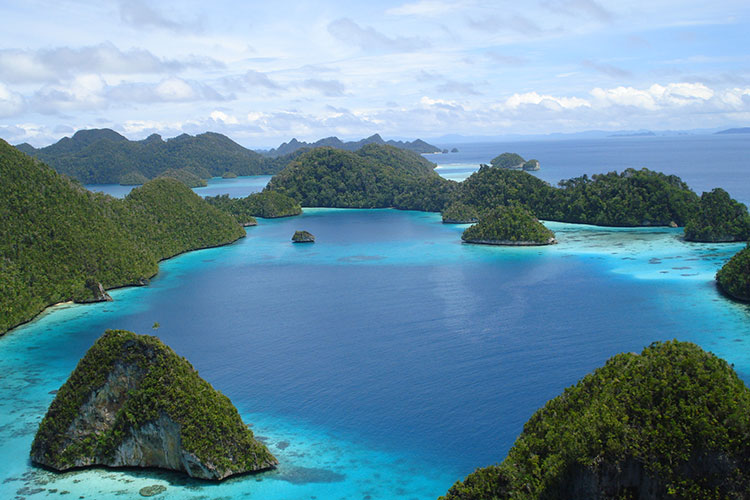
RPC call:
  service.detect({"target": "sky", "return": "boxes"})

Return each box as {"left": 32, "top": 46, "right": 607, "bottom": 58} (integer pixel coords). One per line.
{"left": 1, "top": 0, "right": 749, "bottom": 148}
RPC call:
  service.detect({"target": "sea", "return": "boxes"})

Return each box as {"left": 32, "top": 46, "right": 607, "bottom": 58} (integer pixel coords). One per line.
{"left": 2, "top": 134, "right": 749, "bottom": 499}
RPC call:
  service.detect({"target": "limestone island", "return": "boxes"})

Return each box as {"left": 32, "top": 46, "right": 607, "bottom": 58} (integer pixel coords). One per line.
{"left": 716, "top": 246, "right": 750, "bottom": 302}
{"left": 292, "top": 230, "right": 315, "bottom": 243}
{"left": 684, "top": 188, "right": 750, "bottom": 242}
{"left": 31, "top": 330, "right": 277, "bottom": 480}
{"left": 490, "top": 152, "right": 540, "bottom": 171}
{"left": 461, "top": 206, "right": 556, "bottom": 246}
{"left": 442, "top": 341, "right": 750, "bottom": 499}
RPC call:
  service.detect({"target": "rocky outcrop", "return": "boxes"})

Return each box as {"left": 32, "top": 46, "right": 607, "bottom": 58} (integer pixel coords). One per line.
{"left": 31, "top": 330, "right": 277, "bottom": 480}
{"left": 76, "top": 280, "right": 113, "bottom": 303}
{"left": 292, "top": 230, "right": 315, "bottom": 243}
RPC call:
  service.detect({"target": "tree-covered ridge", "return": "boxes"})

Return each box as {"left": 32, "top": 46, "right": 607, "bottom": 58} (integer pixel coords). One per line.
{"left": 449, "top": 167, "right": 700, "bottom": 227}
{"left": 441, "top": 340, "right": 750, "bottom": 500}
{"left": 31, "top": 330, "right": 277, "bottom": 479}
{"left": 461, "top": 206, "right": 556, "bottom": 245}
{"left": 442, "top": 202, "right": 479, "bottom": 223}
{"left": 263, "top": 133, "right": 440, "bottom": 157}
{"left": 266, "top": 145, "right": 457, "bottom": 212}
{"left": 19, "top": 129, "right": 280, "bottom": 184}
{"left": 716, "top": 245, "right": 750, "bottom": 302}
{"left": 0, "top": 140, "right": 244, "bottom": 335}
{"left": 205, "top": 191, "right": 302, "bottom": 223}
{"left": 684, "top": 188, "right": 750, "bottom": 242}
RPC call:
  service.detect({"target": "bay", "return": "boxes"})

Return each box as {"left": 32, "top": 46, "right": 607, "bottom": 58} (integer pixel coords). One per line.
{"left": 2, "top": 136, "right": 750, "bottom": 499}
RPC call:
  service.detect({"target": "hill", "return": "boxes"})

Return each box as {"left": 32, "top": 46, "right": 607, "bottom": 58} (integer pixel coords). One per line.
{"left": 0, "top": 140, "right": 244, "bottom": 335}
{"left": 18, "top": 129, "right": 279, "bottom": 184}
{"left": 31, "top": 329, "right": 277, "bottom": 479}
{"left": 441, "top": 340, "right": 750, "bottom": 499}
{"left": 265, "top": 144, "right": 456, "bottom": 212}
{"left": 716, "top": 245, "right": 750, "bottom": 302}
{"left": 461, "top": 206, "right": 556, "bottom": 245}
{"left": 263, "top": 133, "right": 441, "bottom": 157}
{"left": 684, "top": 188, "right": 750, "bottom": 242}
{"left": 716, "top": 127, "right": 750, "bottom": 135}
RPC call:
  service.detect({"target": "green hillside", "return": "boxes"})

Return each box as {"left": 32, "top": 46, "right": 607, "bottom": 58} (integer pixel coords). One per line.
{"left": 0, "top": 140, "right": 244, "bottom": 335}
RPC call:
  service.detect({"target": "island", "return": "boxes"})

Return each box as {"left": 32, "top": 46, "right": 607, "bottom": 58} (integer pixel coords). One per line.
{"left": 716, "top": 246, "right": 750, "bottom": 302}
{"left": 684, "top": 188, "right": 750, "bottom": 242}
{"left": 441, "top": 340, "right": 750, "bottom": 499}
{"left": 265, "top": 144, "right": 457, "bottom": 212}
{"left": 158, "top": 168, "right": 208, "bottom": 188}
{"left": 490, "top": 152, "right": 540, "bottom": 171}
{"left": 461, "top": 206, "right": 556, "bottom": 245}
{"left": 221, "top": 171, "right": 238, "bottom": 179}
{"left": 31, "top": 330, "right": 277, "bottom": 480}
{"left": 0, "top": 140, "right": 245, "bottom": 336}
{"left": 205, "top": 191, "right": 302, "bottom": 222}
{"left": 292, "top": 230, "right": 315, "bottom": 243}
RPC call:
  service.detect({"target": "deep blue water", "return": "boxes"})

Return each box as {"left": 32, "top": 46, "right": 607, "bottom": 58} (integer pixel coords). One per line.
{"left": 432, "top": 134, "right": 750, "bottom": 204}
{"left": 2, "top": 135, "right": 750, "bottom": 499}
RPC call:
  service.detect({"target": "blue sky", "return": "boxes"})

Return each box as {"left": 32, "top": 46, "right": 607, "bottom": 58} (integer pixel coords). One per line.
{"left": 1, "top": 0, "right": 749, "bottom": 147}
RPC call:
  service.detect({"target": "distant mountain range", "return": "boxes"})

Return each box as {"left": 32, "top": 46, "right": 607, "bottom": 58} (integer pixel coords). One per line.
{"left": 716, "top": 127, "right": 750, "bottom": 135}
{"left": 263, "top": 133, "right": 440, "bottom": 157}
{"left": 16, "top": 129, "right": 440, "bottom": 185}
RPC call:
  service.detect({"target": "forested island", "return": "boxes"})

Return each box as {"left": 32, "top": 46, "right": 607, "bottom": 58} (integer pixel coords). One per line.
{"left": 490, "top": 152, "right": 540, "bottom": 171}
{"left": 0, "top": 140, "right": 245, "bottom": 335}
{"left": 263, "top": 133, "right": 440, "bottom": 157}
{"left": 684, "top": 188, "right": 750, "bottom": 242}
{"left": 206, "top": 191, "right": 302, "bottom": 226}
{"left": 717, "top": 245, "right": 750, "bottom": 302}
{"left": 266, "top": 144, "right": 456, "bottom": 212}
{"left": 461, "top": 206, "right": 556, "bottom": 246}
{"left": 32, "top": 330, "right": 277, "bottom": 480}
{"left": 441, "top": 340, "right": 750, "bottom": 499}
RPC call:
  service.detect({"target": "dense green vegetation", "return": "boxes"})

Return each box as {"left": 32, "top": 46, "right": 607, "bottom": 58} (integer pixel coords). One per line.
{"left": 490, "top": 153, "right": 525, "bottom": 169}
{"left": 442, "top": 202, "right": 479, "bottom": 223}
{"left": 118, "top": 171, "right": 149, "bottom": 185}
{"left": 0, "top": 140, "right": 244, "bottom": 335}
{"left": 461, "top": 206, "right": 555, "bottom": 245}
{"left": 222, "top": 171, "right": 237, "bottom": 179}
{"left": 450, "top": 166, "right": 700, "bottom": 227}
{"left": 31, "top": 330, "right": 277, "bottom": 477}
{"left": 20, "top": 129, "right": 280, "bottom": 184}
{"left": 716, "top": 245, "right": 750, "bottom": 301}
{"left": 442, "top": 340, "right": 750, "bottom": 499}
{"left": 205, "top": 191, "right": 302, "bottom": 224}
{"left": 264, "top": 133, "right": 440, "bottom": 157}
{"left": 266, "top": 145, "right": 457, "bottom": 212}
{"left": 158, "top": 168, "right": 208, "bottom": 188}
{"left": 684, "top": 188, "right": 750, "bottom": 242}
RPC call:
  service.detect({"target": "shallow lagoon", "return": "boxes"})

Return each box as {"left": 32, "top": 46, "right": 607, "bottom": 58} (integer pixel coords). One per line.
{"left": 1, "top": 207, "right": 749, "bottom": 500}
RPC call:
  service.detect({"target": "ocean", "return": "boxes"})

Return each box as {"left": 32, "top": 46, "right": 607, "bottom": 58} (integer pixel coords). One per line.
{"left": 3, "top": 135, "right": 750, "bottom": 499}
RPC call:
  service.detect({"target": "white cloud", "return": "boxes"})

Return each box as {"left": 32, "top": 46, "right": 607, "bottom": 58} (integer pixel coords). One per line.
{"left": 0, "top": 82, "right": 24, "bottom": 118}
{"left": 502, "top": 91, "right": 590, "bottom": 110}
{"left": 210, "top": 110, "right": 239, "bottom": 124}
{"left": 328, "top": 18, "right": 429, "bottom": 52}
{"left": 386, "top": 1, "right": 459, "bottom": 17}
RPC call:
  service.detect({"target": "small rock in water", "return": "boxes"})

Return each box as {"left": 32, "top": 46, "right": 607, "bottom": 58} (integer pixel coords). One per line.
{"left": 139, "top": 484, "right": 166, "bottom": 497}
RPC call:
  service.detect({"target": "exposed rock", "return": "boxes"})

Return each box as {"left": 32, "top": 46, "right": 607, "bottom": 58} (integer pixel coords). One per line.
{"left": 76, "top": 280, "right": 112, "bottom": 303}
{"left": 31, "top": 330, "right": 277, "bottom": 480}
{"left": 241, "top": 220, "right": 258, "bottom": 227}
{"left": 139, "top": 485, "right": 166, "bottom": 497}
{"left": 292, "top": 230, "right": 315, "bottom": 243}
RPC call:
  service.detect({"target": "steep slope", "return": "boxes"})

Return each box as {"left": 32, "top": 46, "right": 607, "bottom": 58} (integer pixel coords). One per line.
{"left": 31, "top": 330, "right": 277, "bottom": 480}
{"left": 0, "top": 140, "right": 244, "bottom": 335}
{"left": 441, "top": 341, "right": 750, "bottom": 499}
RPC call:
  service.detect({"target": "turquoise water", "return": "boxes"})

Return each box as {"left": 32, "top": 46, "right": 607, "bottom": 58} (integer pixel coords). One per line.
{"left": 1, "top": 207, "right": 749, "bottom": 500}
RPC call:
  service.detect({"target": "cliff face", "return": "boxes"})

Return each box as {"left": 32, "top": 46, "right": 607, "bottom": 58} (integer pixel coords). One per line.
{"left": 31, "top": 330, "right": 277, "bottom": 480}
